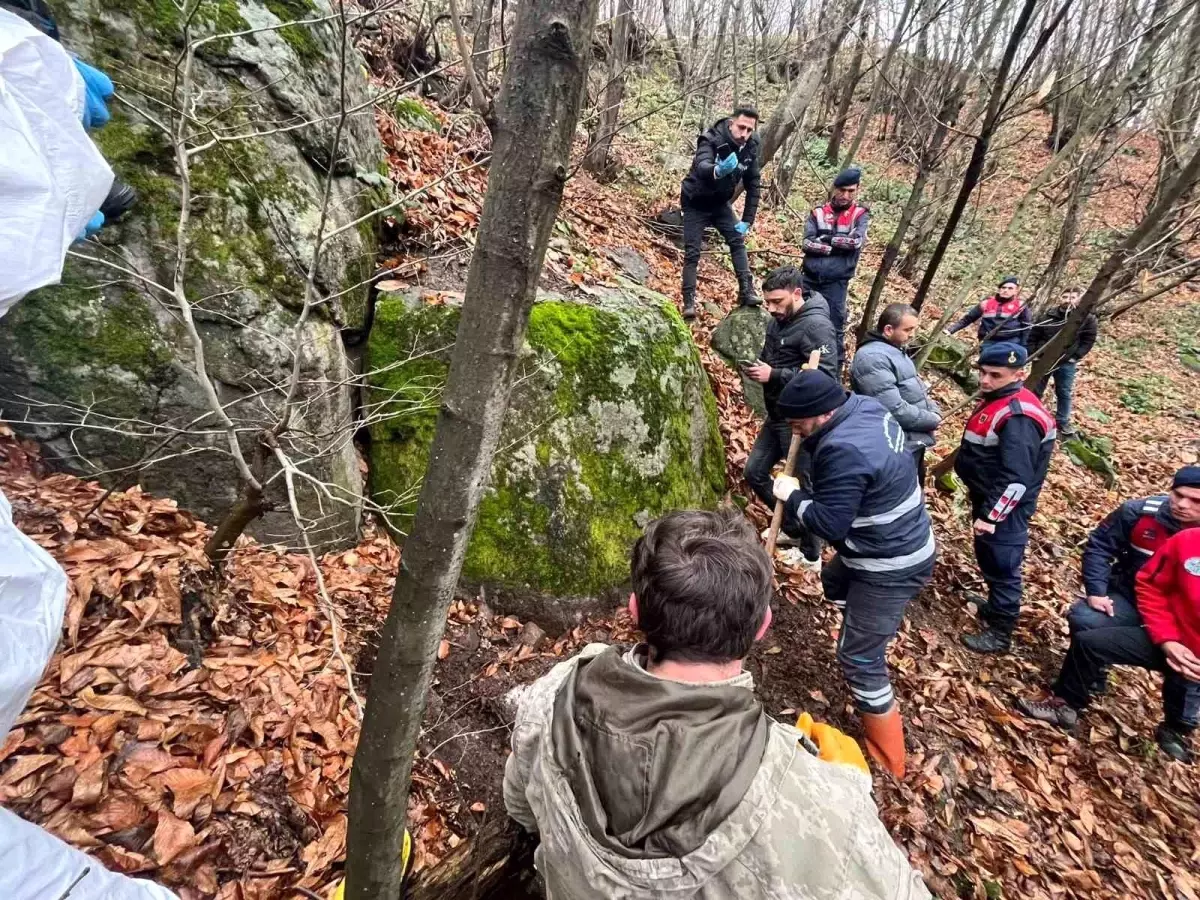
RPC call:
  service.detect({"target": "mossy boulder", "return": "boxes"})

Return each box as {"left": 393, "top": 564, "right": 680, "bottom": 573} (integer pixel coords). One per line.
{"left": 710, "top": 304, "right": 771, "bottom": 417}
{"left": 366, "top": 284, "right": 726, "bottom": 624}
{"left": 921, "top": 335, "right": 979, "bottom": 392}
{"left": 0, "top": 0, "right": 388, "bottom": 547}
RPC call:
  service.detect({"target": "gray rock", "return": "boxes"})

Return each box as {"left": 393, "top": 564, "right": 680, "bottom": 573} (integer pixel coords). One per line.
{"left": 0, "top": 0, "right": 388, "bottom": 549}
{"left": 711, "top": 305, "right": 771, "bottom": 418}
{"left": 604, "top": 247, "right": 651, "bottom": 285}
{"left": 365, "top": 283, "right": 725, "bottom": 627}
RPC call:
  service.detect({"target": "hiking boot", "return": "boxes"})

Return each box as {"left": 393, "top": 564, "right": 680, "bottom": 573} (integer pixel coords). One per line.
{"left": 1156, "top": 724, "right": 1195, "bottom": 763}
{"left": 965, "top": 591, "right": 994, "bottom": 620}
{"left": 1016, "top": 694, "right": 1079, "bottom": 730}
{"left": 738, "top": 291, "right": 761, "bottom": 308}
{"left": 681, "top": 298, "right": 697, "bottom": 320}
{"left": 961, "top": 627, "right": 1012, "bottom": 654}
{"left": 1058, "top": 424, "right": 1078, "bottom": 439}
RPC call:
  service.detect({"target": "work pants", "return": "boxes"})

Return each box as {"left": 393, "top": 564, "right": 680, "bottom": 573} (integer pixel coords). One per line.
{"left": 681, "top": 203, "right": 754, "bottom": 305}
{"left": 743, "top": 418, "right": 820, "bottom": 560}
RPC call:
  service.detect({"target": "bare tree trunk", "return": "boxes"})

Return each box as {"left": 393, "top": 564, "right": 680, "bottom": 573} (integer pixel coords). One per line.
{"left": 584, "top": 0, "right": 633, "bottom": 175}
{"left": 448, "top": 0, "right": 492, "bottom": 116}
{"left": 662, "top": 0, "right": 689, "bottom": 86}
{"left": 911, "top": 0, "right": 1071, "bottom": 310}
{"left": 343, "top": 0, "right": 601, "bottom": 894}
{"left": 825, "top": 11, "right": 869, "bottom": 165}
{"left": 842, "top": 0, "right": 917, "bottom": 166}
{"left": 755, "top": 0, "right": 863, "bottom": 169}
{"left": 470, "top": 0, "right": 495, "bottom": 77}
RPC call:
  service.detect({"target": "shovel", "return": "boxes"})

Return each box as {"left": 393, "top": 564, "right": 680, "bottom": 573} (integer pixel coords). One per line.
{"left": 765, "top": 349, "right": 822, "bottom": 557}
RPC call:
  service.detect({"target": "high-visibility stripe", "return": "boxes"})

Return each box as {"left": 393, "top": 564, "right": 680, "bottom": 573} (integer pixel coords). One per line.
{"left": 1133, "top": 545, "right": 1155, "bottom": 555}
{"left": 852, "top": 684, "right": 895, "bottom": 701}
{"left": 842, "top": 531, "right": 936, "bottom": 572}
{"left": 851, "top": 486, "right": 923, "bottom": 528}
{"left": 988, "top": 483, "right": 1027, "bottom": 522}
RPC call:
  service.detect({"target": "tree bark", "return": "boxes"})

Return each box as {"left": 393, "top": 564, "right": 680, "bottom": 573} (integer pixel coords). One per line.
{"left": 825, "top": 12, "right": 869, "bottom": 165}
{"left": 911, "top": 0, "right": 1070, "bottom": 310}
{"left": 583, "top": 0, "right": 633, "bottom": 175}
{"left": 661, "top": 0, "right": 689, "bottom": 87}
{"left": 343, "top": 0, "right": 601, "bottom": 894}
{"left": 755, "top": 0, "right": 863, "bottom": 170}
{"left": 448, "top": 0, "right": 491, "bottom": 117}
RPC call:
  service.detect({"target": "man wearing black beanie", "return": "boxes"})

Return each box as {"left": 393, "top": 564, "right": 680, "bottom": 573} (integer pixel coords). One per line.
{"left": 772, "top": 369, "right": 935, "bottom": 778}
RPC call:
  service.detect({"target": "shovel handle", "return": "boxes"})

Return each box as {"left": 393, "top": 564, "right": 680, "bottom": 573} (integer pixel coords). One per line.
{"left": 765, "top": 349, "right": 821, "bottom": 556}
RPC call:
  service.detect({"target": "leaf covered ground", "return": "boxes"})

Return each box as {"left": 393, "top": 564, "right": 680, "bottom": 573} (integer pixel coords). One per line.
{"left": 4, "top": 86, "right": 1200, "bottom": 900}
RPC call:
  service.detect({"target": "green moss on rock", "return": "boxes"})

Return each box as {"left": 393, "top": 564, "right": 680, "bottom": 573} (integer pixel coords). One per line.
{"left": 366, "top": 286, "right": 726, "bottom": 601}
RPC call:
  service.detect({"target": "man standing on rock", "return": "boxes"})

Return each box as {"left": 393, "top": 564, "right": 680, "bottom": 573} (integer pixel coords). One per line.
{"left": 850, "top": 302, "right": 942, "bottom": 485}
{"left": 1027, "top": 286, "right": 1098, "bottom": 438}
{"left": 956, "top": 342, "right": 1056, "bottom": 654}
{"left": 503, "top": 509, "right": 933, "bottom": 897}
{"left": 742, "top": 266, "right": 837, "bottom": 569}
{"left": 801, "top": 167, "right": 870, "bottom": 373}
{"left": 772, "top": 370, "right": 936, "bottom": 777}
{"left": 679, "top": 105, "right": 762, "bottom": 320}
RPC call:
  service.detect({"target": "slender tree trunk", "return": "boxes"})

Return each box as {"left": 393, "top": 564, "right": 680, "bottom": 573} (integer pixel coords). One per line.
{"left": 343, "top": 0, "right": 601, "bottom": 894}
{"left": 825, "top": 12, "right": 868, "bottom": 164}
{"left": 842, "top": 0, "right": 917, "bottom": 166}
{"left": 912, "top": 0, "right": 1070, "bottom": 310}
{"left": 583, "top": 0, "right": 633, "bottom": 174}
{"left": 470, "top": 0, "right": 495, "bottom": 76}
{"left": 662, "top": 0, "right": 689, "bottom": 86}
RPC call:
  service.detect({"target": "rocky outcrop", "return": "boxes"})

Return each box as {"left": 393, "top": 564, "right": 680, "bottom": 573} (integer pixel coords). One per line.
{"left": 366, "top": 284, "right": 726, "bottom": 625}
{"left": 0, "top": 0, "right": 388, "bottom": 547}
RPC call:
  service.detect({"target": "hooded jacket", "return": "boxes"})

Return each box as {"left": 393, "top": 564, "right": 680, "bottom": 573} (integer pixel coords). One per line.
{"left": 680, "top": 118, "right": 762, "bottom": 225}
{"left": 761, "top": 291, "right": 838, "bottom": 417}
{"left": 504, "top": 643, "right": 932, "bottom": 900}
{"left": 1026, "top": 303, "right": 1098, "bottom": 368}
{"left": 850, "top": 334, "right": 941, "bottom": 447}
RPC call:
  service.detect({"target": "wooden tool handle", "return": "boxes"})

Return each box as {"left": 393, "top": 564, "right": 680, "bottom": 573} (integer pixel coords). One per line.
{"left": 765, "top": 349, "right": 822, "bottom": 556}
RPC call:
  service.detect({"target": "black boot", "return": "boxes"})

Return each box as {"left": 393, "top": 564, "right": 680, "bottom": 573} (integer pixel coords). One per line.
{"left": 1156, "top": 723, "right": 1195, "bottom": 763}
{"left": 966, "top": 591, "right": 994, "bottom": 620}
{"left": 681, "top": 297, "right": 697, "bottom": 320}
{"left": 962, "top": 626, "right": 1012, "bottom": 654}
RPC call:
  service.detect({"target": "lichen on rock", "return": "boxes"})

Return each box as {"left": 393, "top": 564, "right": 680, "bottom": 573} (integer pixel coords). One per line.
{"left": 365, "top": 284, "right": 726, "bottom": 622}
{"left": 0, "top": 0, "right": 390, "bottom": 547}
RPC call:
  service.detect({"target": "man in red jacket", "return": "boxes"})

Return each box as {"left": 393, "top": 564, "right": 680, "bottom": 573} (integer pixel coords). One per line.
{"left": 1016, "top": 466, "right": 1200, "bottom": 762}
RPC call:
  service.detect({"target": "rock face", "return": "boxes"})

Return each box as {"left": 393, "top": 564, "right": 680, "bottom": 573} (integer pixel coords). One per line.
{"left": 0, "top": 0, "right": 387, "bottom": 547}
{"left": 366, "top": 284, "right": 726, "bottom": 624}
{"left": 711, "top": 304, "right": 771, "bottom": 418}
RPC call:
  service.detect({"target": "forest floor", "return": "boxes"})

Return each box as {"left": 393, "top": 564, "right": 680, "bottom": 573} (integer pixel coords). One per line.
{"left": 4, "top": 79, "right": 1200, "bottom": 900}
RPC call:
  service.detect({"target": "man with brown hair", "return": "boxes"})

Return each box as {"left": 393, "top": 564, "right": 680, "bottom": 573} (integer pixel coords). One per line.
{"left": 503, "top": 509, "right": 931, "bottom": 899}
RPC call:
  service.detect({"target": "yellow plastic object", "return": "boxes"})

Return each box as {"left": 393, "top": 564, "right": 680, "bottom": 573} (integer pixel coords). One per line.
{"left": 329, "top": 829, "right": 413, "bottom": 900}
{"left": 795, "top": 712, "right": 870, "bottom": 773}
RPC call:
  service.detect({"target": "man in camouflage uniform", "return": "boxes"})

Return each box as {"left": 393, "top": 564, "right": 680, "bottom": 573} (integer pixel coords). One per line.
{"left": 503, "top": 509, "right": 931, "bottom": 899}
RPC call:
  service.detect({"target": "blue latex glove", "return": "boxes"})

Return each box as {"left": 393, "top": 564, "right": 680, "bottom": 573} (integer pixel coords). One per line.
{"left": 73, "top": 58, "right": 114, "bottom": 130}
{"left": 75, "top": 210, "right": 105, "bottom": 242}
{"left": 715, "top": 153, "right": 739, "bottom": 178}
{"left": 735, "top": 221, "right": 750, "bottom": 235}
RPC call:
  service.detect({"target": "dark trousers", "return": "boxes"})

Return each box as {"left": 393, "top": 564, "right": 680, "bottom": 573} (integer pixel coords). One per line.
{"left": 802, "top": 274, "right": 849, "bottom": 373}
{"left": 912, "top": 445, "right": 927, "bottom": 488}
{"left": 1031, "top": 360, "right": 1078, "bottom": 431}
{"left": 1067, "top": 591, "right": 1145, "bottom": 691}
{"left": 1054, "top": 624, "right": 1200, "bottom": 733}
{"left": 973, "top": 530, "right": 1027, "bottom": 635}
{"left": 823, "top": 554, "right": 934, "bottom": 714}
{"left": 681, "top": 203, "right": 754, "bottom": 304}
{"left": 743, "top": 418, "right": 819, "bottom": 559}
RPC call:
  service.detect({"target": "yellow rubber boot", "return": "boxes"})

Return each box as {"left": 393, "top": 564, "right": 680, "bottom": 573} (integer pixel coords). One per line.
{"left": 860, "top": 706, "right": 906, "bottom": 778}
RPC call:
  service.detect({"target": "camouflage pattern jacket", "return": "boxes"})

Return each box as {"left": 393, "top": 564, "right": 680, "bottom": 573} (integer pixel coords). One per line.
{"left": 503, "top": 644, "right": 932, "bottom": 900}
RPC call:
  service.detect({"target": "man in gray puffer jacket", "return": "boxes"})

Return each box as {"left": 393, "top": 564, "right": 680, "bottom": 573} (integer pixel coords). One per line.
{"left": 503, "top": 509, "right": 932, "bottom": 900}
{"left": 850, "top": 303, "right": 942, "bottom": 484}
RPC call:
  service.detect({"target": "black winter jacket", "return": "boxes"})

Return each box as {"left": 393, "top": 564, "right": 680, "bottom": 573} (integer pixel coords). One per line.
{"left": 760, "top": 292, "right": 838, "bottom": 418}
{"left": 1027, "top": 304, "right": 1098, "bottom": 368}
{"left": 680, "top": 119, "right": 762, "bottom": 225}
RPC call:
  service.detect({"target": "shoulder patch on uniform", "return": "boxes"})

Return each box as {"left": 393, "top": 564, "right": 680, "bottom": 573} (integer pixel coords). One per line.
{"left": 1185, "top": 557, "right": 1200, "bottom": 576}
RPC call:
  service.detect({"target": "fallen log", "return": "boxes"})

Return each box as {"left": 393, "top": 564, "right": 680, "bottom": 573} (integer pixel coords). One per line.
{"left": 406, "top": 815, "right": 541, "bottom": 900}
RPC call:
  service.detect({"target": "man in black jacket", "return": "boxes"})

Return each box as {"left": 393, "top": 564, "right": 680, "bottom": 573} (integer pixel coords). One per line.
{"left": 742, "top": 266, "right": 837, "bottom": 568}
{"left": 1027, "top": 287, "right": 1098, "bottom": 438}
{"left": 679, "top": 106, "right": 762, "bottom": 320}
